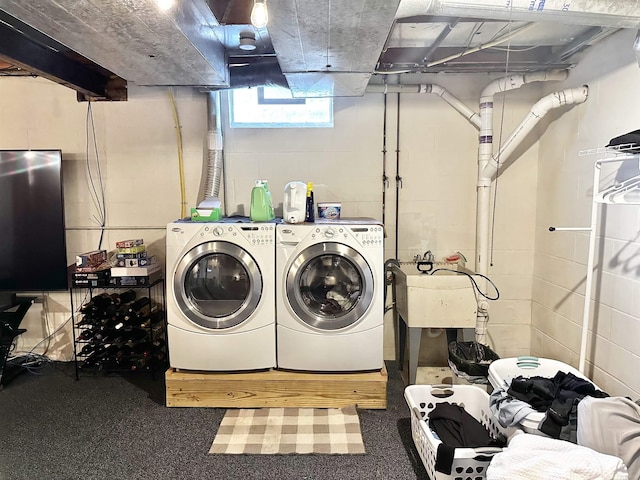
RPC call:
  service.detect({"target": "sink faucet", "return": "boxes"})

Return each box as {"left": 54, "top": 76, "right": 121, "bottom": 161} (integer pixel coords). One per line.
{"left": 414, "top": 250, "right": 434, "bottom": 263}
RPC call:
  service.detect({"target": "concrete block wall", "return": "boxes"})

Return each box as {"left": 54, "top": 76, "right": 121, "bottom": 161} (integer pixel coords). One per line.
{"left": 534, "top": 29, "right": 640, "bottom": 398}
{"left": 0, "top": 69, "right": 553, "bottom": 368}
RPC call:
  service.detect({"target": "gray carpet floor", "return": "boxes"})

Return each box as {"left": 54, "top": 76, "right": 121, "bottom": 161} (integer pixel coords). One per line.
{"left": 0, "top": 361, "right": 429, "bottom": 480}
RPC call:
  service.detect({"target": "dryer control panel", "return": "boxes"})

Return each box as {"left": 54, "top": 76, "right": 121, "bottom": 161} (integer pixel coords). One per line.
{"left": 199, "top": 224, "right": 275, "bottom": 245}
{"left": 240, "top": 225, "right": 275, "bottom": 246}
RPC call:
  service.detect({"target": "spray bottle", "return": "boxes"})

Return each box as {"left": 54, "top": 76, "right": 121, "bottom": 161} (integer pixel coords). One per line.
{"left": 305, "top": 181, "right": 315, "bottom": 222}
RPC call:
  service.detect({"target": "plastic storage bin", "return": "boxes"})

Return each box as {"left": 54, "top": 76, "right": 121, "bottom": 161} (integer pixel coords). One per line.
{"left": 404, "top": 384, "right": 508, "bottom": 480}
{"left": 488, "top": 356, "right": 598, "bottom": 434}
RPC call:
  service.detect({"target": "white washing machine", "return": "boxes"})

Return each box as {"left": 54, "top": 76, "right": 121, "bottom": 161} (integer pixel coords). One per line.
{"left": 276, "top": 221, "right": 384, "bottom": 371}
{"left": 166, "top": 220, "right": 276, "bottom": 371}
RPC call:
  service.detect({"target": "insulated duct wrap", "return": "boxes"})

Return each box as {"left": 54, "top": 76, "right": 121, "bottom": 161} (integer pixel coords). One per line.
{"left": 397, "top": 0, "right": 640, "bottom": 28}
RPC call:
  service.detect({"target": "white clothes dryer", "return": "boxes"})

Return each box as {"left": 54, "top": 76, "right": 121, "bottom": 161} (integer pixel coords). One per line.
{"left": 166, "top": 220, "right": 276, "bottom": 371}
{"left": 276, "top": 221, "right": 384, "bottom": 372}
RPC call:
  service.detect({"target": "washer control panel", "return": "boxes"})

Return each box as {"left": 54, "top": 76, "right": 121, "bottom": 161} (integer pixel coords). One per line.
{"left": 311, "top": 225, "right": 384, "bottom": 247}
{"left": 199, "top": 224, "right": 275, "bottom": 245}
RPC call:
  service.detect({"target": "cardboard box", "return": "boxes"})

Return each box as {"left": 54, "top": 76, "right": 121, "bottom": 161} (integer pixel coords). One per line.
{"left": 115, "top": 239, "right": 144, "bottom": 249}
{"left": 75, "top": 250, "right": 107, "bottom": 268}
{"left": 110, "top": 260, "right": 161, "bottom": 277}
{"left": 116, "top": 252, "right": 154, "bottom": 267}
{"left": 117, "top": 245, "right": 146, "bottom": 255}
{"left": 109, "top": 271, "right": 162, "bottom": 287}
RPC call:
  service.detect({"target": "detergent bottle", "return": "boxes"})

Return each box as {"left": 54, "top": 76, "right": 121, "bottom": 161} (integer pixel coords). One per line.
{"left": 305, "top": 182, "right": 315, "bottom": 222}
{"left": 250, "top": 180, "right": 274, "bottom": 222}
{"left": 283, "top": 181, "right": 307, "bottom": 223}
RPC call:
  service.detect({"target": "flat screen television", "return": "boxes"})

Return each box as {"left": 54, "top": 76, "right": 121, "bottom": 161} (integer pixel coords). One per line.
{"left": 0, "top": 150, "right": 68, "bottom": 308}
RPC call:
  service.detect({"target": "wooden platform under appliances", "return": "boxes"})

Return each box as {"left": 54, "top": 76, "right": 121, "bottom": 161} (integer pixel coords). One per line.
{"left": 165, "top": 365, "right": 388, "bottom": 409}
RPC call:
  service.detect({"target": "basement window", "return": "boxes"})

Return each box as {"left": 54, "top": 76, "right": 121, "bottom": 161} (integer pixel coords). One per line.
{"left": 229, "top": 86, "right": 333, "bottom": 128}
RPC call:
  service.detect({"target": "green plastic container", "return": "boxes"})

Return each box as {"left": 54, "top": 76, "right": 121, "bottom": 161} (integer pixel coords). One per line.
{"left": 250, "top": 180, "right": 274, "bottom": 222}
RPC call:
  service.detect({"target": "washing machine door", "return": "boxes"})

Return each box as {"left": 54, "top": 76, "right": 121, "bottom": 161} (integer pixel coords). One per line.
{"left": 286, "top": 242, "right": 374, "bottom": 330}
{"left": 174, "top": 241, "right": 262, "bottom": 329}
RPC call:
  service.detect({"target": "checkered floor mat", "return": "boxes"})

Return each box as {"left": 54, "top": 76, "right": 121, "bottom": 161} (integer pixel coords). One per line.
{"left": 209, "top": 405, "right": 365, "bottom": 454}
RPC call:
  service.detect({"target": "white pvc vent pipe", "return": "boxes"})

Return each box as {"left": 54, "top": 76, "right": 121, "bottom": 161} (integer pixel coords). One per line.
{"left": 481, "top": 86, "right": 589, "bottom": 181}
{"left": 366, "top": 83, "right": 480, "bottom": 128}
{"left": 397, "top": 0, "right": 640, "bottom": 28}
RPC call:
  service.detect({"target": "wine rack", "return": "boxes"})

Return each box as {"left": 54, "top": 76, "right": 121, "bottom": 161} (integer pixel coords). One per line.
{"left": 70, "top": 279, "right": 167, "bottom": 380}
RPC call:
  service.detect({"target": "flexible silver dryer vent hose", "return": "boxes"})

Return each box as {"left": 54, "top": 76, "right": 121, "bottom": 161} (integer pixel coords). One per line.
{"left": 204, "top": 91, "right": 224, "bottom": 200}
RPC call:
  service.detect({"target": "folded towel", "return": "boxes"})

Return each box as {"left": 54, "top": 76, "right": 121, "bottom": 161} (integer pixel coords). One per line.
{"left": 486, "top": 433, "right": 628, "bottom": 480}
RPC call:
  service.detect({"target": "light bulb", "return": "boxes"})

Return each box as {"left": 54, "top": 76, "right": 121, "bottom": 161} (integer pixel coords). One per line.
{"left": 251, "top": 0, "right": 268, "bottom": 28}
{"left": 157, "top": 0, "right": 174, "bottom": 12}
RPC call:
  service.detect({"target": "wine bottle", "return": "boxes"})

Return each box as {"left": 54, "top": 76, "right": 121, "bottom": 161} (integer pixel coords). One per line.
{"left": 80, "top": 343, "right": 97, "bottom": 355}
{"left": 100, "top": 344, "right": 119, "bottom": 357}
{"left": 127, "top": 297, "right": 151, "bottom": 314}
{"left": 77, "top": 329, "right": 95, "bottom": 341}
{"left": 81, "top": 293, "right": 116, "bottom": 314}
{"left": 118, "top": 289, "right": 137, "bottom": 305}
{"left": 115, "top": 344, "right": 134, "bottom": 359}
{"left": 153, "top": 350, "right": 167, "bottom": 363}
{"left": 130, "top": 357, "right": 150, "bottom": 372}
{"left": 125, "top": 329, "right": 149, "bottom": 346}
{"left": 77, "top": 314, "right": 98, "bottom": 327}
{"left": 131, "top": 341, "right": 151, "bottom": 355}
{"left": 79, "top": 351, "right": 98, "bottom": 369}
{"left": 96, "top": 304, "right": 118, "bottom": 321}
{"left": 94, "top": 355, "right": 117, "bottom": 371}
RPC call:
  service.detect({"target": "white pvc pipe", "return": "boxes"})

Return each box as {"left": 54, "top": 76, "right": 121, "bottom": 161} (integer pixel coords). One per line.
{"left": 396, "top": 0, "right": 640, "bottom": 28}
{"left": 481, "top": 86, "right": 589, "bottom": 180}
{"left": 474, "top": 71, "right": 572, "bottom": 275}
{"left": 579, "top": 162, "right": 601, "bottom": 374}
{"left": 481, "top": 70, "right": 569, "bottom": 99}
{"left": 366, "top": 83, "right": 480, "bottom": 129}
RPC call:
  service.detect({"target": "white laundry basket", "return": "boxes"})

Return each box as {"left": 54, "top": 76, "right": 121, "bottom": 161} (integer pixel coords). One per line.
{"left": 404, "top": 384, "right": 508, "bottom": 480}
{"left": 488, "top": 356, "right": 599, "bottom": 434}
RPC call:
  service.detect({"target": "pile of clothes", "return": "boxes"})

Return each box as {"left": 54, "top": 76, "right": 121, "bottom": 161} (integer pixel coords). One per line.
{"left": 487, "top": 371, "right": 640, "bottom": 479}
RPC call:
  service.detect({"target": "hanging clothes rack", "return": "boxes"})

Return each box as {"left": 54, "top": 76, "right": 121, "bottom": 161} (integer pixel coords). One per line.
{"left": 550, "top": 143, "right": 640, "bottom": 374}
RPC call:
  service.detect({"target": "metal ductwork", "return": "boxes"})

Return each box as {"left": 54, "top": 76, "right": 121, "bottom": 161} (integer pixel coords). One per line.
{"left": 228, "top": 58, "right": 289, "bottom": 89}
{"left": 396, "top": 0, "right": 640, "bottom": 28}
{"left": 0, "top": 0, "right": 228, "bottom": 87}
{"left": 266, "top": 0, "right": 402, "bottom": 97}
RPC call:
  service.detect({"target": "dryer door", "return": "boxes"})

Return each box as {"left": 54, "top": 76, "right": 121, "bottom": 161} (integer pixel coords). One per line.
{"left": 286, "top": 242, "right": 373, "bottom": 330}
{"left": 174, "top": 241, "right": 262, "bottom": 330}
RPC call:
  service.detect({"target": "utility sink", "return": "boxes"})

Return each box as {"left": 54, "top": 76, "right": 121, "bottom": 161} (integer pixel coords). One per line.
{"left": 393, "top": 264, "right": 478, "bottom": 328}
{"left": 392, "top": 263, "right": 479, "bottom": 385}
